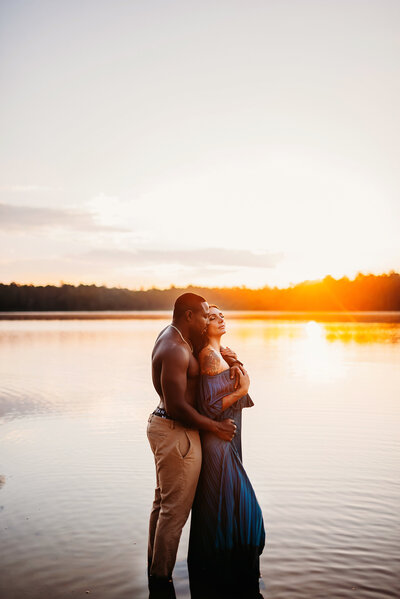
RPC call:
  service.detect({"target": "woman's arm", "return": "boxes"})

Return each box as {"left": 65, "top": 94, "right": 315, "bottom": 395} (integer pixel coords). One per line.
{"left": 221, "top": 370, "right": 250, "bottom": 410}
{"left": 199, "top": 347, "right": 251, "bottom": 411}
{"left": 220, "top": 346, "right": 246, "bottom": 389}
{"left": 199, "top": 346, "right": 229, "bottom": 376}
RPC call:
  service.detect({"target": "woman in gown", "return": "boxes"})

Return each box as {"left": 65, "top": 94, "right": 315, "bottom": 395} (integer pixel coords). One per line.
{"left": 188, "top": 305, "right": 266, "bottom": 599}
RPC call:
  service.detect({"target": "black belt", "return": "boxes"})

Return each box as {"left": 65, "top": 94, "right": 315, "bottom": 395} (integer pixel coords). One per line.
{"left": 152, "top": 406, "right": 174, "bottom": 420}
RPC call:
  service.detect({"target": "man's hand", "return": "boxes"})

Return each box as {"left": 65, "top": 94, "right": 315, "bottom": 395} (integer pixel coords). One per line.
{"left": 214, "top": 418, "right": 236, "bottom": 442}
{"left": 220, "top": 346, "right": 238, "bottom": 363}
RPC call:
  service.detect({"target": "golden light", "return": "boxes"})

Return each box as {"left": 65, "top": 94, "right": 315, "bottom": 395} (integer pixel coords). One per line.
{"left": 290, "top": 321, "right": 347, "bottom": 384}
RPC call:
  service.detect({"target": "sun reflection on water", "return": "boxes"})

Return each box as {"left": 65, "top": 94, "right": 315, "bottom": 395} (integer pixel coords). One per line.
{"left": 290, "top": 320, "right": 348, "bottom": 383}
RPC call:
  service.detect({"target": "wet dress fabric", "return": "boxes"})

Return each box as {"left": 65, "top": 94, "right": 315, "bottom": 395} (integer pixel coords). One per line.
{"left": 188, "top": 369, "right": 266, "bottom": 599}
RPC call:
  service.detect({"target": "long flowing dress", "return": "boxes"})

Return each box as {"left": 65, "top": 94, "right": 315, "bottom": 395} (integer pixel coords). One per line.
{"left": 188, "top": 369, "right": 266, "bottom": 599}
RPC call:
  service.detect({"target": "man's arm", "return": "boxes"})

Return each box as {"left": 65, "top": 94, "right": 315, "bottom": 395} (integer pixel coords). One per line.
{"left": 161, "top": 346, "right": 236, "bottom": 441}
{"left": 220, "top": 345, "right": 244, "bottom": 367}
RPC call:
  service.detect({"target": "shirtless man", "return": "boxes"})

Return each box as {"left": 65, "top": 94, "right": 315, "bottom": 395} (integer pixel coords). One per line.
{"left": 147, "top": 293, "right": 243, "bottom": 598}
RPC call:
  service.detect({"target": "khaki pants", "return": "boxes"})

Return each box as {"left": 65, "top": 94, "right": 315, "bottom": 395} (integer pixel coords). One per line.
{"left": 147, "top": 413, "right": 202, "bottom": 578}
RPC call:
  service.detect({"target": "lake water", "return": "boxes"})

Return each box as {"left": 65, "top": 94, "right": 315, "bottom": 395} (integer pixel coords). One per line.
{"left": 0, "top": 312, "right": 399, "bottom": 599}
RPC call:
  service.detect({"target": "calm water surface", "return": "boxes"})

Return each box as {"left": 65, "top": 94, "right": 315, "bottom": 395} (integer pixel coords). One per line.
{"left": 0, "top": 313, "right": 399, "bottom": 599}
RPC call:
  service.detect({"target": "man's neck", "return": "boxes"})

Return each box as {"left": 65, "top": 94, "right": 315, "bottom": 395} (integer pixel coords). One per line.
{"left": 171, "top": 320, "right": 192, "bottom": 344}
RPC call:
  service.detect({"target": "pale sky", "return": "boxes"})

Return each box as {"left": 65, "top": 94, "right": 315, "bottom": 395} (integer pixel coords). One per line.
{"left": 1, "top": 0, "right": 399, "bottom": 289}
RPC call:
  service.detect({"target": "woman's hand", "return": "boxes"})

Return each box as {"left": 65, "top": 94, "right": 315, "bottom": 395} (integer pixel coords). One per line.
{"left": 237, "top": 369, "right": 250, "bottom": 395}
{"left": 221, "top": 346, "right": 246, "bottom": 388}
{"left": 221, "top": 369, "right": 250, "bottom": 411}
{"left": 229, "top": 364, "right": 242, "bottom": 389}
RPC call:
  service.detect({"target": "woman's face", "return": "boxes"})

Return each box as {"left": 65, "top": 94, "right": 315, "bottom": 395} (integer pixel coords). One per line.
{"left": 206, "top": 306, "right": 226, "bottom": 337}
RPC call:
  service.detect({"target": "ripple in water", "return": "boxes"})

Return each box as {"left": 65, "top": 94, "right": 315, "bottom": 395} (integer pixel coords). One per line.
{"left": 0, "top": 317, "right": 399, "bottom": 598}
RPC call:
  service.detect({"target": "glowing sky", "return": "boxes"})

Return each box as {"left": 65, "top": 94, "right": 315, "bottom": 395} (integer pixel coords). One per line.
{"left": 1, "top": 0, "right": 399, "bottom": 289}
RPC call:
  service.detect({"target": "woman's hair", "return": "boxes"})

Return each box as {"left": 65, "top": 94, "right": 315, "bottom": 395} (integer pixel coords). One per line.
{"left": 194, "top": 331, "right": 209, "bottom": 357}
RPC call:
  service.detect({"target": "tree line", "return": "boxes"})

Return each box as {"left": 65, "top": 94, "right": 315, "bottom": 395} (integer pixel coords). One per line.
{"left": 0, "top": 271, "right": 399, "bottom": 311}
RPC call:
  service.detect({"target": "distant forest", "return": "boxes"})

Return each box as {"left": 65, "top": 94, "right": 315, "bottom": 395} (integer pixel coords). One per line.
{"left": 1, "top": 271, "right": 399, "bottom": 311}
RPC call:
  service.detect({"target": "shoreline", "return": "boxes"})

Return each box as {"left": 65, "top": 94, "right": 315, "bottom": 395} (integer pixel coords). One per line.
{"left": 1, "top": 310, "right": 400, "bottom": 323}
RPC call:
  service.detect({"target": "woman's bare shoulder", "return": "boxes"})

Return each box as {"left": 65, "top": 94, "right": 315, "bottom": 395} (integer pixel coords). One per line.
{"left": 198, "top": 346, "right": 222, "bottom": 375}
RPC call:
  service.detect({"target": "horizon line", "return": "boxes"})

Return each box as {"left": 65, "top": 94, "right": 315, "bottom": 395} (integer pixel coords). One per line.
{"left": 2, "top": 269, "right": 399, "bottom": 293}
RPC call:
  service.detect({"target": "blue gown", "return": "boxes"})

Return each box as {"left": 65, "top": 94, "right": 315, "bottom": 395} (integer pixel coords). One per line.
{"left": 188, "top": 369, "right": 266, "bottom": 599}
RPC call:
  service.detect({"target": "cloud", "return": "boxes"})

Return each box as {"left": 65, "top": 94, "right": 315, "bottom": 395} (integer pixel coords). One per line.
{"left": 0, "top": 185, "right": 63, "bottom": 192}
{"left": 81, "top": 247, "right": 284, "bottom": 269}
{"left": 0, "top": 203, "right": 128, "bottom": 232}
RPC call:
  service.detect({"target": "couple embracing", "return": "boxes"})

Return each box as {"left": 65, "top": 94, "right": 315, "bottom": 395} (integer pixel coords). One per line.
{"left": 147, "top": 293, "right": 266, "bottom": 599}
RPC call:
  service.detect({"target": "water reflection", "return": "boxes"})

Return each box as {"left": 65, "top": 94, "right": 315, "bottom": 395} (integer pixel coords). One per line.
{"left": 325, "top": 322, "right": 400, "bottom": 344}
{"left": 189, "top": 577, "right": 265, "bottom": 599}
{"left": 0, "top": 315, "right": 400, "bottom": 599}
{"left": 290, "top": 320, "right": 347, "bottom": 383}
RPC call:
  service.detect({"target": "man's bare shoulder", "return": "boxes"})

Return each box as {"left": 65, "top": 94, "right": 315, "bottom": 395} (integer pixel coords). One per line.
{"left": 199, "top": 346, "right": 222, "bottom": 376}
{"left": 154, "top": 325, "right": 169, "bottom": 343}
{"left": 153, "top": 329, "right": 191, "bottom": 363}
